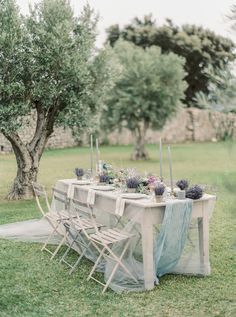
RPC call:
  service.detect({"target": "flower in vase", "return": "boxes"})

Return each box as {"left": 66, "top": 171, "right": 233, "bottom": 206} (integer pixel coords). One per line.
{"left": 126, "top": 177, "right": 140, "bottom": 189}
{"left": 99, "top": 174, "right": 110, "bottom": 183}
{"left": 186, "top": 185, "right": 203, "bottom": 200}
{"left": 75, "top": 168, "right": 84, "bottom": 178}
{"left": 154, "top": 184, "right": 165, "bottom": 196}
{"left": 176, "top": 179, "right": 189, "bottom": 191}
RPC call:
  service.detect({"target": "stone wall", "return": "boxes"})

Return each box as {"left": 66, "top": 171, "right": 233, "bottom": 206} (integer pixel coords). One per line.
{"left": 0, "top": 108, "right": 235, "bottom": 153}
{"left": 106, "top": 108, "right": 236, "bottom": 144}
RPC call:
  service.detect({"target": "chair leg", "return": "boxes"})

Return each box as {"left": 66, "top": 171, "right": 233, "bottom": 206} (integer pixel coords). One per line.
{"left": 41, "top": 224, "right": 59, "bottom": 251}
{"left": 60, "top": 233, "right": 79, "bottom": 264}
{"left": 87, "top": 246, "right": 106, "bottom": 281}
{"left": 69, "top": 241, "right": 92, "bottom": 275}
{"left": 50, "top": 231, "right": 69, "bottom": 261}
{"left": 102, "top": 240, "right": 137, "bottom": 293}
{"left": 106, "top": 241, "right": 138, "bottom": 283}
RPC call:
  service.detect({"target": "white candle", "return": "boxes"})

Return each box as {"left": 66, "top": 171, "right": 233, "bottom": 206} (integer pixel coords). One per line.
{"left": 95, "top": 138, "right": 100, "bottom": 173}
{"left": 90, "top": 135, "right": 94, "bottom": 177}
{"left": 167, "top": 145, "right": 174, "bottom": 194}
{"left": 159, "top": 138, "right": 163, "bottom": 181}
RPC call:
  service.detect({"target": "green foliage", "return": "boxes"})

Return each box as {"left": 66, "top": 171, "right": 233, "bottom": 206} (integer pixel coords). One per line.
{"left": 195, "top": 64, "right": 236, "bottom": 113}
{"left": 103, "top": 40, "right": 186, "bottom": 132}
{"left": 25, "top": 0, "right": 108, "bottom": 133}
{"left": 106, "top": 16, "right": 235, "bottom": 105}
{"left": 0, "top": 0, "right": 111, "bottom": 136}
{"left": 0, "top": 0, "right": 114, "bottom": 198}
{"left": 0, "top": 0, "right": 30, "bottom": 133}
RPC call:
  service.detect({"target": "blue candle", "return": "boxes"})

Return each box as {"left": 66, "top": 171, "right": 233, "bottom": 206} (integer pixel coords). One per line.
{"left": 167, "top": 145, "right": 174, "bottom": 194}
{"left": 96, "top": 138, "right": 100, "bottom": 173}
{"left": 159, "top": 138, "right": 163, "bottom": 181}
{"left": 90, "top": 135, "right": 94, "bottom": 177}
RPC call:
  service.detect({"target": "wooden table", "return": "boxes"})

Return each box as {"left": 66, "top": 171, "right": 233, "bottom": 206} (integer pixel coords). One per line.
{"left": 55, "top": 179, "right": 216, "bottom": 291}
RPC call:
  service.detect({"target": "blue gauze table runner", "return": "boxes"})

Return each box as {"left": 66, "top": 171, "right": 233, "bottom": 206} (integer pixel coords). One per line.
{"left": 155, "top": 199, "right": 193, "bottom": 277}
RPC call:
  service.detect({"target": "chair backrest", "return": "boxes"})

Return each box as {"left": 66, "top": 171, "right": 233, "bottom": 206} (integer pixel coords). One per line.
{"left": 71, "top": 198, "right": 100, "bottom": 237}
{"left": 32, "top": 182, "right": 51, "bottom": 216}
{"left": 52, "top": 187, "right": 68, "bottom": 208}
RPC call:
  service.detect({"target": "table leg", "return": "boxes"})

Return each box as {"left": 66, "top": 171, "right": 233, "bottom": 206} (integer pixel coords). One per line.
{"left": 198, "top": 202, "right": 210, "bottom": 275}
{"left": 141, "top": 212, "right": 155, "bottom": 290}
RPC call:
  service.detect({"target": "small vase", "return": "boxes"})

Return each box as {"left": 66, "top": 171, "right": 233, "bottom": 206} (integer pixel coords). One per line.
{"left": 127, "top": 188, "right": 136, "bottom": 193}
{"left": 155, "top": 195, "right": 163, "bottom": 203}
{"left": 77, "top": 176, "right": 83, "bottom": 180}
{"left": 177, "top": 190, "right": 186, "bottom": 200}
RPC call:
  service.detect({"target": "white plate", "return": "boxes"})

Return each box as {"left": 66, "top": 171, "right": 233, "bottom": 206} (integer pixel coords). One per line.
{"left": 73, "top": 180, "right": 91, "bottom": 185}
{"left": 121, "top": 193, "right": 148, "bottom": 199}
{"left": 91, "top": 185, "right": 115, "bottom": 191}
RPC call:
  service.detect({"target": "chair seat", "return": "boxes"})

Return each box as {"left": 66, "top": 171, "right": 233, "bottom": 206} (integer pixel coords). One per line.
{"left": 46, "top": 210, "right": 76, "bottom": 221}
{"left": 90, "top": 228, "right": 133, "bottom": 245}
{"left": 72, "top": 217, "right": 103, "bottom": 231}
{"left": 59, "top": 210, "right": 77, "bottom": 220}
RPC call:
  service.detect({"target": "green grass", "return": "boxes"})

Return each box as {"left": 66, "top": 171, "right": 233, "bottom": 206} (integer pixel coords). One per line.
{"left": 0, "top": 143, "right": 235, "bottom": 317}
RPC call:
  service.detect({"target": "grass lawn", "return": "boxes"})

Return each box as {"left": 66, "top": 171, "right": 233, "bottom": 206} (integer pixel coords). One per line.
{"left": 0, "top": 142, "right": 235, "bottom": 317}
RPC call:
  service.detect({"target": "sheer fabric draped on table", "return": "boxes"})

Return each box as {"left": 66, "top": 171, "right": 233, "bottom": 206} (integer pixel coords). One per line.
{"left": 51, "top": 179, "right": 215, "bottom": 293}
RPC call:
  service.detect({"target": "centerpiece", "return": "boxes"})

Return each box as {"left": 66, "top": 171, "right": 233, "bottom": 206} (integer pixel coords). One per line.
{"left": 154, "top": 183, "right": 165, "bottom": 203}
{"left": 176, "top": 179, "right": 189, "bottom": 199}
{"left": 126, "top": 177, "right": 140, "bottom": 193}
{"left": 186, "top": 185, "right": 203, "bottom": 200}
{"left": 75, "top": 168, "right": 84, "bottom": 180}
{"left": 99, "top": 173, "right": 110, "bottom": 185}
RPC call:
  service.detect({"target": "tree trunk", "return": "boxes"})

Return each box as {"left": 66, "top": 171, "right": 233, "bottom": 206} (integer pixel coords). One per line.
{"left": 131, "top": 121, "right": 149, "bottom": 160}
{"left": 8, "top": 155, "right": 38, "bottom": 200}
{"left": 3, "top": 102, "right": 57, "bottom": 200}
{"left": 4, "top": 134, "right": 42, "bottom": 200}
{"left": 4, "top": 117, "right": 50, "bottom": 199}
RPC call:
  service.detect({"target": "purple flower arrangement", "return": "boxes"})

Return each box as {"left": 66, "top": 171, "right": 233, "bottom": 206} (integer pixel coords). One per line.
{"left": 126, "top": 177, "right": 140, "bottom": 189}
{"left": 186, "top": 185, "right": 203, "bottom": 200}
{"left": 176, "top": 179, "right": 189, "bottom": 191}
{"left": 99, "top": 174, "right": 110, "bottom": 184}
{"left": 75, "top": 168, "right": 84, "bottom": 179}
{"left": 154, "top": 184, "right": 165, "bottom": 196}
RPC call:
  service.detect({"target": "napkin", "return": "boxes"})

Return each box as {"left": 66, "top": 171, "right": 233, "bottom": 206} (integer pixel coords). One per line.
{"left": 87, "top": 188, "right": 96, "bottom": 206}
{"left": 115, "top": 197, "right": 126, "bottom": 216}
{"left": 67, "top": 184, "right": 75, "bottom": 199}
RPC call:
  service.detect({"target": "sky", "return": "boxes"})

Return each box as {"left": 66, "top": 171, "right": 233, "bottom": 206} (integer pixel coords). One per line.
{"left": 16, "top": 0, "right": 236, "bottom": 47}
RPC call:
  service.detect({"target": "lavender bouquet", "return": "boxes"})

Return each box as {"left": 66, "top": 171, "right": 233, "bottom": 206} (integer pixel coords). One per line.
{"left": 75, "top": 168, "right": 84, "bottom": 180}
{"left": 186, "top": 185, "right": 203, "bottom": 200}
{"left": 154, "top": 184, "right": 165, "bottom": 203}
{"left": 99, "top": 174, "right": 110, "bottom": 184}
{"left": 126, "top": 177, "right": 140, "bottom": 193}
{"left": 176, "top": 179, "right": 189, "bottom": 191}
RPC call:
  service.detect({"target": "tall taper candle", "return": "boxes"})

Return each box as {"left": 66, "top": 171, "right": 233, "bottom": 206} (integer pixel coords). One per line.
{"left": 159, "top": 138, "right": 163, "bottom": 181}
{"left": 95, "top": 138, "right": 100, "bottom": 173}
{"left": 167, "top": 145, "right": 174, "bottom": 194}
{"left": 90, "top": 135, "right": 94, "bottom": 177}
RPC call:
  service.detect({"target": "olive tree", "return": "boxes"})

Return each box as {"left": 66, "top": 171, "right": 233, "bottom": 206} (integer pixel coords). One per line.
{"left": 0, "top": 0, "right": 111, "bottom": 199}
{"left": 102, "top": 40, "right": 187, "bottom": 160}
{"left": 106, "top": 16, "right": 235, "bottom": 105}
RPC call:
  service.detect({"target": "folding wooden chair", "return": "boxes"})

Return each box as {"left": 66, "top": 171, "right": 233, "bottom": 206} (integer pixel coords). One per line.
{"left": 59, "top": 198, "right": 104, "bottom": 274}
{"left": 74, "top": 203, "right": 138, "bottom": 293}
{"left": 32, "top": 182, "right": 73, "bottom": 260}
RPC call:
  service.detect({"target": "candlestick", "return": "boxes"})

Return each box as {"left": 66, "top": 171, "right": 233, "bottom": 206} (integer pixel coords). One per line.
{"left": 167, "top": 145, "right": 174, "bottom": 195}
{"left": 159, "top": 138, "right": 163, "bottom": 182}
{"left": 90, "top": 134, "right": 94, "bottom": 178}
{"left": 95, "top": 138, "right": 100, "bottom": 174}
